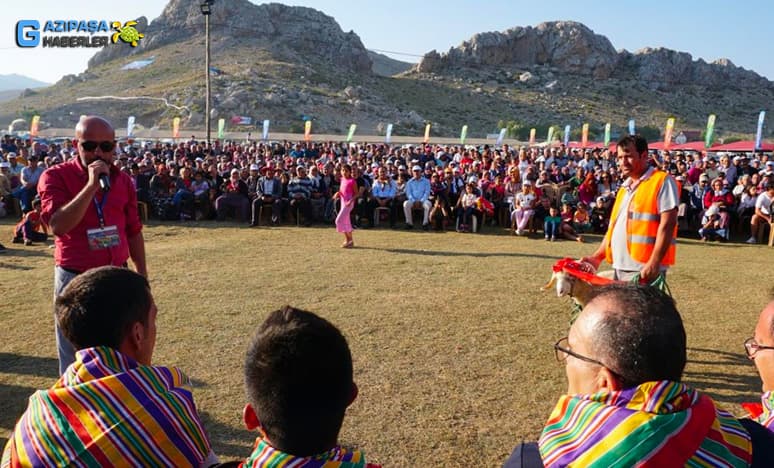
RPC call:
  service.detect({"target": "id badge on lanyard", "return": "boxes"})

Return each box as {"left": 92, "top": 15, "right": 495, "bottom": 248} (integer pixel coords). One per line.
{"left": 86, "top": 192, "right": 120, "bottom": 250}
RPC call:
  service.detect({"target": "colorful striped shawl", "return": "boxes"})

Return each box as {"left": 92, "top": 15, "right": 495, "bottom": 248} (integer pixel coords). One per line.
{"left": 539, "top": 381, "right": 752, "bottom": 467}
{"left": 2, "top": 347, "right": 211, "bottom": 467}
{"left": 241, "top": 438, "right": 381, "bottom": 468}
{"left": 758, "top": 391, "right": 774, "bottom": 431}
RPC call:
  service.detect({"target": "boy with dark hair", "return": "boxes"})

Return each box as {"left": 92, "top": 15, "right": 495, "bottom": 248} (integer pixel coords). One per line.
{"left": 240, "top": 306, "right": 380, "bottom": 467}
{"left": 2, "top": 266, "right": 216, "bottom": 467}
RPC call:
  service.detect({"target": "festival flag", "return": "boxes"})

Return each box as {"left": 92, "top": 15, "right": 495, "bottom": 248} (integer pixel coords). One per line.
{"left": 628, "top": 119, "right": 636, "bottom": 135}
{"left": 546, "top": 126, "right": 555, "bottom": 145}
{"left": 172, "top": 117, "right": 180, "bottom": 139}
{"left": 460, "top": 125, "right": 468, "bottom": 144}
{"left": 346, "top": 124, "right": 357, "bottom": 143}
{"left": 496, "top": 128, "right": 506, "bottom": 146}
{"left": 704, "top": 114, "right": 716, "bottom": 148}
{"left": 604, "top": 123, "right": 611, "bottom": 146}
{"left": 304, "top": 120, "right": 312, "bottom": 142}
{"left": 581, "top": 123, "right": 589, "bottom": 148}
{"left": 755, "top": 110, "right": 766, "bottom": 150}
{"left": 127, "top": 116, "right": 135, "bottom": 138}
{"left": 663, "top": 117, "right": 675, "bottom": 149}
{"left": 385, "top": 124, "right": 393, "bottom": 143}
{"left": 217, "top": 118, "right": 225, "bottom": 139}
{"left": 529, "top": 128, "right": 536, "bottom": 146}
{"left": 30, "top": 115, "right": 40, "bottom": 137}
{"left": 262, "top": 120, "right": 270, "bottom": 140}
{"left": 423, "top": 123, "right": 431, "bottom": 143}
{"left": 564, "top": 125, "right": 571, "bottom": 147}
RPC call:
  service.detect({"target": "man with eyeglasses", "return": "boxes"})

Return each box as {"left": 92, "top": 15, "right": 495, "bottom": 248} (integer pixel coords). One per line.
{"left": 518, "top": 284, "right": 773, "bottom": 468}
{"left": 38, "top": 115, "right": 147, "bottom": 375}
{"left": 745, "top": 300, "right": 774, "bottom": 430}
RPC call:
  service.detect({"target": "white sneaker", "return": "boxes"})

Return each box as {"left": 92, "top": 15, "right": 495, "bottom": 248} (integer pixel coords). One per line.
{"left": 745, "top": 237, "right": 757, "bottom": 244}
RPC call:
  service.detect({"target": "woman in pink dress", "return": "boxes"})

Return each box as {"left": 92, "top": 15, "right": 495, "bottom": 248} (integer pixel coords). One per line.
{"left": 333, "top": 164, "right": 356, "bottom": 248}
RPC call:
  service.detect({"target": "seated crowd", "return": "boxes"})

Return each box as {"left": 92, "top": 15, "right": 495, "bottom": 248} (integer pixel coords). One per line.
{"left": 3, "top": 267, "right": 774, "bottom": 467}
{"left": 2, "top": 135, "right": 772, "bottom": 244}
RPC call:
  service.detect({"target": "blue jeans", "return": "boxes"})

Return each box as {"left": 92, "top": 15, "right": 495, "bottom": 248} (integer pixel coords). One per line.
{"left": 12, "top": 186, "right": 34, "bottom": 212}
{"left": 54, "top": 266, "right": 79, "bottom": 375}
{"left": 544, "top": 220, "right": 560, "bottom": 238}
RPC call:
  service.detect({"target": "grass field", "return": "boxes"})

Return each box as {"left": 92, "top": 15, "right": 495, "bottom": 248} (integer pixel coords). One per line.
{"left": 1, "top": 218, "right": 772, "bottom": 466}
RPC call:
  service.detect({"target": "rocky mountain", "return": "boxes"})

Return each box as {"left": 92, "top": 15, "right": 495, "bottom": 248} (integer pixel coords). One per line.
{"left": 89, "top": 0, "right": 371, "bottom": 74}
{"left": 417, "top": 21, "right": 771, "bottom": 91}
{"left": 367, "top": 51, "right": 414, "bottom": 77}
{"left": 1, "top": 6, "right": 772, "bottom": 140}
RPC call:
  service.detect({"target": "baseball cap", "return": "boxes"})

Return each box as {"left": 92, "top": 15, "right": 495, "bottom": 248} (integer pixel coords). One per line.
{"left": 0, "top": 162, "right": 9, "bottom": 168}
{"left": 699, "top": 174, "right": 710, "bottom": 181}
{"left": 412, "top": 165, "right": 422, "bottom": 171}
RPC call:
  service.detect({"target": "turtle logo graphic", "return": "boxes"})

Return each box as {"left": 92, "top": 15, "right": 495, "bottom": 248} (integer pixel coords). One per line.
{"left": 111, "top": 21, "right": 144, "bottom": 47}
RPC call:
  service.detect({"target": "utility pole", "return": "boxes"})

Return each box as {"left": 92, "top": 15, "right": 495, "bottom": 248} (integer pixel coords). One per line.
{"left": 200, "top": 0, "right": 215, "bottom": 143}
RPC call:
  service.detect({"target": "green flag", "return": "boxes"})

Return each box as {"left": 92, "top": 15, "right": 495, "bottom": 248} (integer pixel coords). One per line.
{"left": 460, "top": 125, "right": 468, "bottom": 144}
{"left": 546, "top": 126, "right": 555, "bottom": 144}
{"left": 705, "top": 114, "right": 716, "bottom": 148}
{"left": 346, "top": 124, "right": 357, "bottom": 142}
{"left": 604, "top": 123, "right": 611, "bottom": 146}
{"left": 217, "top": 118, "right": 225, "bottom": 139}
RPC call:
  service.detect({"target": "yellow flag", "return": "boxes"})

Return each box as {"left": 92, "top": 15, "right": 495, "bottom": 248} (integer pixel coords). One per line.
{"left": 304, "top": 120, "right": 312, "bottom": 141}
{"left": 172, "top": 117, "right": 180, "bottom": 138}
{"left": 664, "top": 117, "right": 675, "bottom": 149}
{"left": 30, "top": 115, "right": 40, "bottom": 137}
{"left": 581, "top": 123, "right": 589, "bottom": 148}
{"left": 423, "top": 123, "right": 431, "bottom": 143}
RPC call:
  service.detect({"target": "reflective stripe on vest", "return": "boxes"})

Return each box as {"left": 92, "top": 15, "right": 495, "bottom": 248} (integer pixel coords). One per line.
{"left": 604, "top": 170, "right": 676, "bottom": 266}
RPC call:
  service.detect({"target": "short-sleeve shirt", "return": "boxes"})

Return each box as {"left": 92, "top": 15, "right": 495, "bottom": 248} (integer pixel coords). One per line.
{"left": 611, "top": 167, "right": 678, "bottom": 272}
{"left": 38, "top": 158, "right": 142, "bottom": 272}
{"left": 756, "top": 192, "right": 773, "bottom": 216}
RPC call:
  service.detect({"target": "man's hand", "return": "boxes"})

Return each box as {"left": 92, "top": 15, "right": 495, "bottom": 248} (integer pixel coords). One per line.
{"left": 87, "top": 159, "right": 109, "bottom": 189}
{"left": 580, "top": 254, "right": 603, "bottom": 270}
{"left": 639, "top": 260, "right": 660, "bottom": 284}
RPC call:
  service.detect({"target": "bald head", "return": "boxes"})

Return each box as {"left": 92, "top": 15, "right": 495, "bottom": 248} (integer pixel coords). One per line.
{"left": 75, "top": 116, "right": 114, "bottom": 139}
{"left": 75, "top": 116, "right": 115, "bottom": 166}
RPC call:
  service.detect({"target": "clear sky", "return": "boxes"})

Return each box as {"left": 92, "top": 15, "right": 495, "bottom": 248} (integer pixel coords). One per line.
{"left": 2, "top": 0, "right": 772, "bottom": 84}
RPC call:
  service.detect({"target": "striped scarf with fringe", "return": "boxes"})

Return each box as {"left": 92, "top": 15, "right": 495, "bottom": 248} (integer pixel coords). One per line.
{"left": 539, "top": 381, "right": 752, "bottom": 467}
{"left": 2, "top": 347, "right": 211, "bottom": 467}
{"left": 241, "top": 438, "right": 381, "bottom": 468}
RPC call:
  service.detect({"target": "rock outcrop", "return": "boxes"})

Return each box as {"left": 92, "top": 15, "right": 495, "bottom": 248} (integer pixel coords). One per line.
{"left": 417, "top": 21, "right": 772, "bottom": 90}
{"left": 89, "top": 0, "right": 371, "bottom": 73}
{"left": 417, "top": 21, "right": 619, "bottom": 79}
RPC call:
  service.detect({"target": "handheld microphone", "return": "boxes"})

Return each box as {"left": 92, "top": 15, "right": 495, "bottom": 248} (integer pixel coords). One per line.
{"left": 99, "top": 173, "right": 111, "bottom": 192}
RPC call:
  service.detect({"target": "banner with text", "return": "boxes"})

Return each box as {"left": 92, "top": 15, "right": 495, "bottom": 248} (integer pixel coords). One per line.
{"left": 581, "top": 123, "right": 589, "bottom": 148}
{"left": 628, "top": 119, "right": 636, "bottom": 136}
{"left": 564, "top": 125, "right": 571, "bottom": 147}
{"left": 172, "top": 117, "right": 180, "bottom": 139}
{"left": 546, "top": 126, "right": 555, "bottom": 145}
{"left": 218, "top": 118, "right": 225, "bottom": 139}
{"left": 385, "top": 124, "right": 393, "bottom": 143}
{"left": 529, "top": 128, "right": 536, "bottom": 146}
{"left": 604, "top": 123, "right": 611, "bottom": 146}
{"left": 423, "top": 124, "right": 431, "bottom": 143}
{"left": 304, "top": 121, "right": 312, "bottom": 141}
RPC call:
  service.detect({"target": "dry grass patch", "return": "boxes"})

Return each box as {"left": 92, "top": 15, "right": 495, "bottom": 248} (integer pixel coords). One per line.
{"left": 0, "top": 218, "right": 772, "bottom": 466}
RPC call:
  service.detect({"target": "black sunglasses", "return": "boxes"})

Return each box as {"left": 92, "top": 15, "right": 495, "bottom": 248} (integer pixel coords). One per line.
{"left": 80, "top": 140, "right": 116, "bottom": 152}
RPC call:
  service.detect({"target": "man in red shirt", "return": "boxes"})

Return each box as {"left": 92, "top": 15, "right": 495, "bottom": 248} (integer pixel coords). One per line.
{"left": 38, "top": 115, "right": 147, "bottom": 375}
